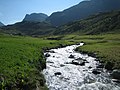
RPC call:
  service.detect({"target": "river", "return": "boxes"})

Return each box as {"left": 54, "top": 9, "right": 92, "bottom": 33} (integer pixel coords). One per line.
{"left": 43, "top": 43, "right": 120, "bottom": 90}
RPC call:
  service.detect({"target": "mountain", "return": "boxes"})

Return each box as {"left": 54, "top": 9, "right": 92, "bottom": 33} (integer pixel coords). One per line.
{"left": 46, "top": 0, "right": 120, "bottom": 26}
{"left": 54, "top": 11, "right": 120, "bottom": 35}
{"left": 23, "top": 13, "right": 48, "bottom": 22}
{"left": 1, "top": 11, "right": 120, "bottom": 36}
{"left": 1, "top": 21, "right": 56, "bottom": 36}
{"left": 0, "top": 22, "right": 4, "bottom": 27}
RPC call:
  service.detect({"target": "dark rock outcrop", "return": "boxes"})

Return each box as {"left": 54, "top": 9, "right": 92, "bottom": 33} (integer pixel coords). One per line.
{"left": 111, "top": 70, "right": 120, "bottom": 80}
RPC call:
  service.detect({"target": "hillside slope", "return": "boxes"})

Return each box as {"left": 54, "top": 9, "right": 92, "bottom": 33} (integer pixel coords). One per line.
{"left": 1, "top": 21, "right": 56, "bottom": 36}
{"left": 46, "top": 0, "right": 120, "bottom": 26}
{"left": 54, "top": 11, "right": 120, "bottom": 35}
{"left": 1, "top": 11, "right": 120, "bottom": 36}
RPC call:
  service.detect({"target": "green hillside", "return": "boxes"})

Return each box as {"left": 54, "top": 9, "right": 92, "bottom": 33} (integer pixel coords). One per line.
{"left": 1, "top": 11, "right": 120, "bottom": 36}
{"left": 0, "top": 21, "right": 56, "bottom": 36}
{"left": 54, "top": 11, "right": 120, "bottom": 35}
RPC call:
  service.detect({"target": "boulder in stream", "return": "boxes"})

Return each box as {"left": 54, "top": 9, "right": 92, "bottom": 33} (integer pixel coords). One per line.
{"left": 45, "top": 53, "right": 50, "bottom": 57}
{"left": 75, "top": 57, "right": 83, "bottom": 60}
{"left": 69, "top": 54, "right": 75, "bottom": 58}
{"left": 97, "top": 64, "right": 104, "bottom": 68}
{"left": 54, "top": 72, "right": 62, "bottom": 76}
{"left": 88, "top": 66, "right": 92, "bottom": 69}
{"left": 95, "top": 59, "right": 100, "bottom": 61}
{"left": 71, "top": 60, "right": 80, "bottom": 65}
{"left": 80, "top": 61, "right": 85, "bottom": 66}
{"left": 46, "top": 61, "right": 54, "bottom": 63}
{"left": 111, "top": 70, "right": 120, "bottom": 80}
{"left": 71, "top": 60, "right": 85, "bottom": 66}
{"left": 92, "top": 69, "right": 101, "bottom": 75}
{"left": 49, "top": 50, "right": 55, "bottom": 53}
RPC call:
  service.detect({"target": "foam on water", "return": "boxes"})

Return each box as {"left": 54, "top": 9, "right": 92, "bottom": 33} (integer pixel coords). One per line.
{"left": 43, "top": 43, "right": 120, "bottom": 90}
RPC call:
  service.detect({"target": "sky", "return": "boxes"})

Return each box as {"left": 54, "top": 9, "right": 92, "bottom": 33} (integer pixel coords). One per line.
{"left": 0, "top": 0, "right": 84, "bottom": 25}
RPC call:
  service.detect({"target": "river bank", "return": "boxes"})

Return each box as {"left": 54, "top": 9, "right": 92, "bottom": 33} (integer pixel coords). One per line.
{"left": 0, "top": 34, "right": 75, "bottom": 90}
{"left": 43, "top": 43, "right": 120, "bottom": 90}
{"left": 0, "top": 34, "right": 119, "bottom": 89}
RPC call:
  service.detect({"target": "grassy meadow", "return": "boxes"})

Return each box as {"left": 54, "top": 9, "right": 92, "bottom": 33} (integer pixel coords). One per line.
{"left": 0, "top": 34, "right": 74, "bottom": 90}
{"left": 0, "top": 33, "right": 120, "bottom": 89}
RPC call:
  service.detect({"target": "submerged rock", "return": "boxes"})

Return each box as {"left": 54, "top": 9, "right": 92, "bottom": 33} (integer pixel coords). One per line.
{"left": 112, "top": 79, "right": 120, "bottom": 83}
{"left": 46, "top": 61, "right": 54, "bottom": 63}
{"left": 60, "top": 64, "right": 65, "bottom": 67}
{"left": 45, "top": 53, "right": 50, "bottom": 57}
{"left": 95, "top": 59, "right": 100, "bottom": 61}
{"left": 76, "top": 43, "right": 80, "bottom": 45}
{"left": 75, "top": 57, "right": 83, "bottom": 60}
{"left": 71, "top": 60, "right": 85, "bottom": 66}
{"left": 49, "top": 50, "right": 55, "bottom": 53}
{"left": 80, "top": 62, "right": 85, "bottom": 66}
{"left": 54, "top": 72, "right": 62, "bottom": 76}
{"left": 88, "top": 53, "right": 96, "bottom": 57}
{"left": 92, "top": 69, "right": 101, "bottom": 75}
{"left": 88, "top": 66, "right": 92, "bottom": 69}
{"left": 97, "top": 64, "right": 104, "bottom": 68}
{"left": 71, "top": 60, "right": 80, "bottom": 65}
{"left": 69, "top": 54, "right": 74, "bottom": 58}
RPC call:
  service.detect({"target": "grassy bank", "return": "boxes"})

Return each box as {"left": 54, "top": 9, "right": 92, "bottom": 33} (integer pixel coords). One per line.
{"left": 72, "top": 34, "right": 120, "bottom": 69}
{"left": 47, "top": 34, "right": 120, "bottom": 70}
{"left": 0, "top": 34, "right": 74, "bottom": 90}
{"left": 0, "top": 33, "right": 120, "bottom": 89}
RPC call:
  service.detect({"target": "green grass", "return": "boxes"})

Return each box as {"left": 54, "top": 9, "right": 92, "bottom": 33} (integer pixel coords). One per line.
{"left": 0, "top": 33, "right": 120, "bottom": 89}
{"left": 0, "top": 34, "right": 74, "bottom": 90}
{"left": 71, "top": 34, "right": 120, "bottom": 69}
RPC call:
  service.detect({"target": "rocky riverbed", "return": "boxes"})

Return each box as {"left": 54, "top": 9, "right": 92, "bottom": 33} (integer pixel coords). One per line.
{"left": 43, "top": 43, "right": 120, "bottom": 90}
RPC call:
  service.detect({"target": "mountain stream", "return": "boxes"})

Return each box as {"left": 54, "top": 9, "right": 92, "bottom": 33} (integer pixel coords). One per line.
{"left": 43, "top": 43, "right": 120, "bottom": 90}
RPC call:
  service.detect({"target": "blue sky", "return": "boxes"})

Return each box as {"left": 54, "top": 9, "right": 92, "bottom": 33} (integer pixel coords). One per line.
{"left": 0, "top": 0, "right": 84, "bottom": 25}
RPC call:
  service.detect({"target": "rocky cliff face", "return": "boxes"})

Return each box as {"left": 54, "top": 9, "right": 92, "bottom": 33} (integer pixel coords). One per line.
{"left": 23, "top": 13, "right": 48, "bottom": 22}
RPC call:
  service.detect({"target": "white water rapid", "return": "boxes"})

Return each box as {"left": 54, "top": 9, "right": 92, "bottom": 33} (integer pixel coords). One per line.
{"left": 43, "top": 43, "right": 120, "bottom": 90}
